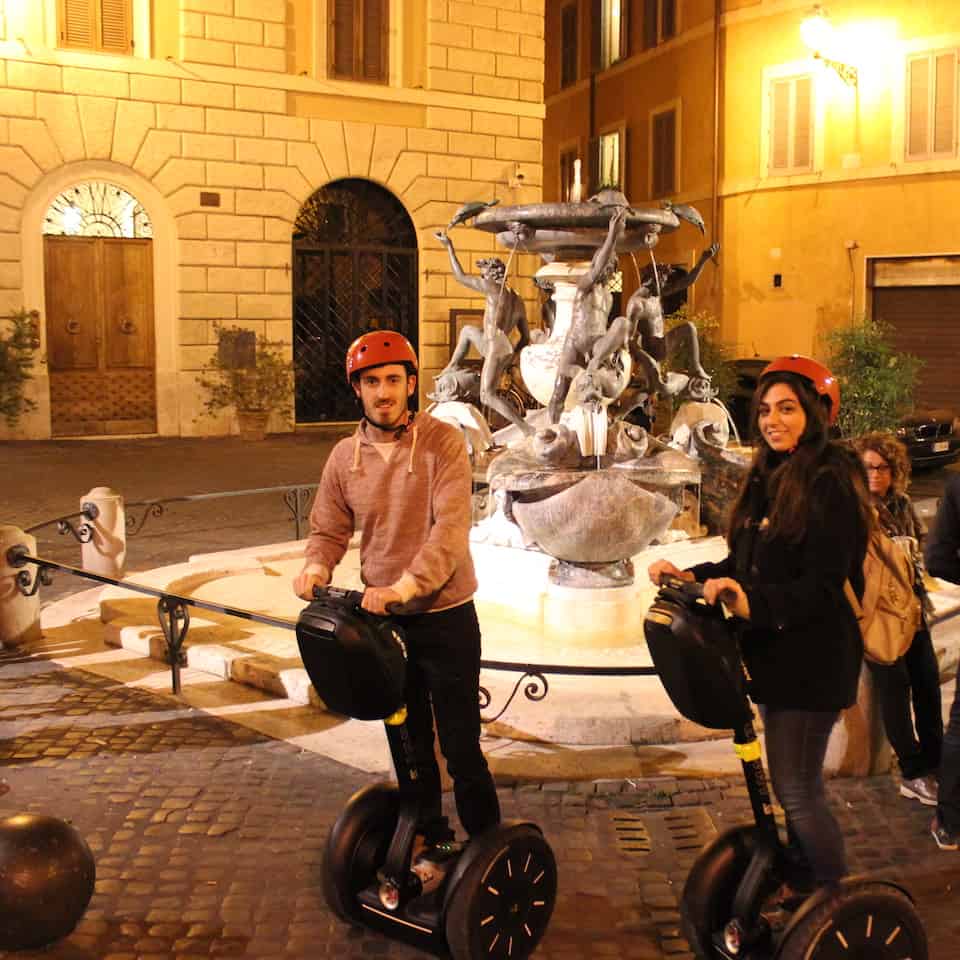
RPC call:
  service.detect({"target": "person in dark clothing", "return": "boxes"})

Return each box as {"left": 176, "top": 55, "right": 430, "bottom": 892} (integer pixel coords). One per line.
{"left": 925, "top": 474, "right": 960, "bottom": 849}
{"left": 854, "top": 432, "right": 942, "bottom": 806}
{"left": 649, "top": 355, "right": 872, "bottom": 890}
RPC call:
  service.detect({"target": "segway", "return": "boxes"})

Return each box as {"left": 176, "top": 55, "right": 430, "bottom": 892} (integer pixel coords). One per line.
{"left": 644, "top": 575, "right": 928, "bottom": 960}
{"left": 296, "top": 587, "right": 557, "bottom": 959}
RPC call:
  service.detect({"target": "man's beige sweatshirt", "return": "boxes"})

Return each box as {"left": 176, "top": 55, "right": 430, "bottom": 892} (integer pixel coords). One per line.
{"left": 305, "top": 412, "right": 478, "bottom": 614}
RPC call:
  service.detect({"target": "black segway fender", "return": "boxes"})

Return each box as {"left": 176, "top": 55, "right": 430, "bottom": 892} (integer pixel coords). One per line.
{"left": 323, "top": 782, "right": 400, "bottom": 921}
{"left": 681, "top": 824, "right": 779, "bottom": 958}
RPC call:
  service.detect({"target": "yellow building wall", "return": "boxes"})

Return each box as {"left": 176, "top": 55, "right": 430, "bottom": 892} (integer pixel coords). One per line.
{"left": 544, "top": 0, "right": 960, "bottom": 366}
{"left": 0, "top": 0, "right": 545, "bottom": 439}
{"left": 721, "top": 0, "right": 960, "bottom": 359}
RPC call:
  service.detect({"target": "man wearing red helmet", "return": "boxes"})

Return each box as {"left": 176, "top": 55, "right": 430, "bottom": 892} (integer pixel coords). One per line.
{"left": 293, "top": 330, "right": 500, "bottom": 848}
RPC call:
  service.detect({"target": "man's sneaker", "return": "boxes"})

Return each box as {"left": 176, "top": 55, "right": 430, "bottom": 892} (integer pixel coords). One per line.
{"left": 900, "top": 775, "right": 938, "bottom": 806}
{"left": 930, "top": 815, "right": 959, "bottom": 851}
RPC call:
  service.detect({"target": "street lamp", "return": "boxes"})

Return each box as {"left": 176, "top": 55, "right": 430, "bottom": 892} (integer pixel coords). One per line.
{"left": 801, "top": 6, "right": 858, "bottom": 86}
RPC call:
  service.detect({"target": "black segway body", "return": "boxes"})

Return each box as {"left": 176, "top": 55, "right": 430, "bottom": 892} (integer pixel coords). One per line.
{"left": 296, "top": 587, "right": 407, "bottom": 720}
{"left": 643, "top": 576, "right": 752, "bottom": 730}
{"left": 644, "top": 578, "right": 928, "bottom": 960}
{"left": 297, "top": 588, "right": 557, "bottom": 960}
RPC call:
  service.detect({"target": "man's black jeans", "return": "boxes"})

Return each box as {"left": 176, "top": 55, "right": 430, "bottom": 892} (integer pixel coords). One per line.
{"left": 937, "top": 678, "right": 960, "bottom": 833}
{"left": 394, "top": 600, "right": 500, "bottom": 843}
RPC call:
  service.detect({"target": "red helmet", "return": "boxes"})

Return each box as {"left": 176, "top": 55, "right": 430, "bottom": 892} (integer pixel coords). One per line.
{"left": 345, "top": 331, "right": 418, "bottom": 383}
{"left": 760, "top": 355, "right": 840, "bottom": 425}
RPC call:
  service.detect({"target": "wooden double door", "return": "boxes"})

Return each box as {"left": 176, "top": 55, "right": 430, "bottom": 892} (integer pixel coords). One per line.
{"left": 44, "top": 236, "right": 156, "bottom": 436}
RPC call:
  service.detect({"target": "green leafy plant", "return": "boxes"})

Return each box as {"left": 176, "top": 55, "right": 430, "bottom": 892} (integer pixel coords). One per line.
{"left": 0, "top": 309, "right": 40, "bottom": 427}
{"left": 825, "top": 318, "right": 921, "bottom": 438}
{"left": 665, "top": 305, "right": 738, "bottom": 407}
{"left": 197, "top": 323, "right": 294, "bottom": 420}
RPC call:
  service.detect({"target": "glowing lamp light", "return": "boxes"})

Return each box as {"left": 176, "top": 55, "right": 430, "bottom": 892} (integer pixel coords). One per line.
{"left": 800, "top": 6, "right": 858, "bottom": 87}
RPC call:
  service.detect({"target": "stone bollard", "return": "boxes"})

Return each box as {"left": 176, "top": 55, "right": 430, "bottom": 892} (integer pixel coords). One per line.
{"left": 0, "top": 526, "right": 42, "bottom": 648}
{"left": 80, "top": 487, "right": 126, "bottom": 579}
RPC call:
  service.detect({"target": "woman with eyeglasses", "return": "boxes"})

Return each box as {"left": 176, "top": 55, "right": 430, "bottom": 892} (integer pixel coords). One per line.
{"left": 854, "top": 431, "right": 942, "bottom": 808}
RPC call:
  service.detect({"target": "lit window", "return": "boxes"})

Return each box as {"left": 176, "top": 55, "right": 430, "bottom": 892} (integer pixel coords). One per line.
{"left": 58, "top": 0, "right": 133, "bottom": 55}
{"left": 560, "top": 148, "right": 579, "bottom": 202}
{"left": 769, "top": 74, "right": 814, "bottom": 175}
{"left": 44, "top": 182, "right": 152, "bottom": 239}
{"left": 651, "top": 108, "right": 677, "bottom": 197}
{"left": 330, "top": 0, "right": 389, "bottom": 84}
{"left": 642, "top": 0, "right": 676, "bottom": 50}
{"left": 906, "top": 50, "right": 957, "bottom": 160}
{"left": 591, "top": 131, "right": 621, "bottom": 192}
{"left": 599, "top": 0, "right": 626, "bottom": 70}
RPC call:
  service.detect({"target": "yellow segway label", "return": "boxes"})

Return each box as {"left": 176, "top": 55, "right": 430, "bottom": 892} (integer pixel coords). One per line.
{"left": 734, "top": 740, "right": 761, "bottom": 762}
{"left": 385, "top": 707, "right": 407, "bottom": 726}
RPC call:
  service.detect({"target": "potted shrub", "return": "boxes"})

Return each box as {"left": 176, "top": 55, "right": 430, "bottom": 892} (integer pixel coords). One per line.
{"left": 197, "top": 324, "right": 295, "bottom": 440}
{"left": 0, "top": 309, "right": 41, "bottom": 428}
{"left": 825, "top": 317, "right": 921, "bottom": 438}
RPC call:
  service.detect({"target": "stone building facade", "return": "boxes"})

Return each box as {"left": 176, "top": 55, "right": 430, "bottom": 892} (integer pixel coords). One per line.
{"left": 0, "top": 0, "right": 544, "bottom": 439}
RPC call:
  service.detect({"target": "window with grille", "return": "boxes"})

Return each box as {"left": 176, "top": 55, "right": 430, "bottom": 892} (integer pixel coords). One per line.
{"left": 642, "top": 0, "right": 676, "bottom": 51}
{"left": 330, "top": 0, "right": 389, "bottom": 83}
{"left": 58, "top": 0, "right": 133, "bottom": 55}
{"left": 768, "top": 74, "right": 814, "bottom": 175}
{"left": 906, "top": 50, "right": 957, "bottom": 160}
{"left": 651, "top": 107, "right": 676, "bottom": 197}
{"left": 561, "top": 3, "right": 578, "bottom": 88}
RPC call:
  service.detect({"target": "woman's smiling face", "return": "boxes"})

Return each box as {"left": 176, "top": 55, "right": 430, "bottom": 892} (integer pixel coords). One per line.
{"left": 758, "top": 382, "right": 807, "bottom": 453}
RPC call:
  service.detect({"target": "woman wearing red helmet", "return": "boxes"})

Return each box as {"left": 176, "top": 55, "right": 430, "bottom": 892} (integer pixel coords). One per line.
{"left": 650, "top": 354, "right": 874, "bottom": 895}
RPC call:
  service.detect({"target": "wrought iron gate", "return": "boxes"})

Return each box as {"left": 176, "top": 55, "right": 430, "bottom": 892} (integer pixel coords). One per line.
{"left": 293, "top": 179, "right": 418, "bottom": 423}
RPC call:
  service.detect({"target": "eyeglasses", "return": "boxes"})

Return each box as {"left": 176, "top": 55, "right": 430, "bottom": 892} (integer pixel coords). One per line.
{"left": 864, "top": 464, "right": 891, "bottom": 474}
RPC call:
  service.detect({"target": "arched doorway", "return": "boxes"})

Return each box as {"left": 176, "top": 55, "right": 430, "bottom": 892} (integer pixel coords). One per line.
{"left": 42, "top": 181, "right": 156, "bottom": 436}
{"left": 292, "top": 178, "right": 418, "bottom": 423}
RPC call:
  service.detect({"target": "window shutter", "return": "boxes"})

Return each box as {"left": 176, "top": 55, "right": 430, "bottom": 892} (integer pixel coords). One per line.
{"left": 907, "top": 56, "right": 930, "bottom": 158}
{"left": 771, "top": 79, "right": 791, "bottom": 170}
{"left": 587, "top": 136, "right": 600, "bottom": 194}
{"left": 642, "top": 0, "right": 658, "bottom": 50}
{"left": 561, "top": 4, "right": 578, "bottom": 87}
{"left": 362, "top": 0, "right": 388, "bottom": 83}
{"left": 652, "top": 110, "right": 676, "bottom": 197}
{"left": 331, "top": 0, "right": 355, "bottom": 78}
{"left": 60, "top": 0, "right": 96, "bottom": 49}
{"left": 100, "top": 0, "right": 132, "bottom": 54}
{"left": 933, "top": 51, "right": 956, "bottom": 155}
{"left": 793, "top": 75, "right": 812, "bottom": 169}
{"left": 619, "top": 0, "right": 629, "bottom": 60}
{"left": 661, "top": 0, "right": 677, "bottom": 41}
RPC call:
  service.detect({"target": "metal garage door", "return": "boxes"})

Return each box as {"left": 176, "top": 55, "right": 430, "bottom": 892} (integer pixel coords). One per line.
{"left": 872, "top": 285, "right": 960, "bottom": 411}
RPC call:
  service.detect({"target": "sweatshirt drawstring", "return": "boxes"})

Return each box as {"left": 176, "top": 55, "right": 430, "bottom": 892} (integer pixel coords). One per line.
{"left": 351, "top": 432, "right": 362, "bottom": 472}
{"left": 407, "top": 423, "right": 418, "bottom": 473}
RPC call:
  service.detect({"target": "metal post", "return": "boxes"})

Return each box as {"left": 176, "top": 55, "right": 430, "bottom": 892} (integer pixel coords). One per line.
{"left": 0, "top": 527, "right": 42, "bottom": 647}
{"left": 157, "top": 597, "right": 190, "bottom": 695}
{"left": 80, "top": 487, "right": 126, "bottom": 578}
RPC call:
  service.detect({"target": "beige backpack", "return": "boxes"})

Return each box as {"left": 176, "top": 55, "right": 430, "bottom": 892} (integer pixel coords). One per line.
{"left": 844, "top": 530, "right": 922, "bottom": 665}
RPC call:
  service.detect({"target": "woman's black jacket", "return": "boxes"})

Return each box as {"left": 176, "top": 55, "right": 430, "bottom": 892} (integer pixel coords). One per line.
{"left": 687, "top": 444, "right": 867, "bottom": 712}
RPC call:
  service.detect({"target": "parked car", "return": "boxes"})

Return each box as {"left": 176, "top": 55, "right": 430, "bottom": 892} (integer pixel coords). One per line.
{"left": 728, "top": 358, "right": 960, "bottom": 469}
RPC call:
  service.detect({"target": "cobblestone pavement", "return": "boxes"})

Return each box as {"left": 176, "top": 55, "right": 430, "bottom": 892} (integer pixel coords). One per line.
{"left": 2, "top": 638, "right": 960, "bottom": 960}
{"left": 4, "top": 438, "right": 960, "bottom": 959}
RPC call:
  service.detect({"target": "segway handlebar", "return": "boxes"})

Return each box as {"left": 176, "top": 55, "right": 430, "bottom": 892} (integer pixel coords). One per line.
{"left": 312, "top": 584, "right": 366, "bottom": 608}
{"left": 657, "top": 574, "right": 705, "bottom": 599}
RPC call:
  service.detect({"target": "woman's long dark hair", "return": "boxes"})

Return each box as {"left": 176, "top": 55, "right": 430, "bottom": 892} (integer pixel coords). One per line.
{"left": 727, "top": 371, "right": 873, "bottom": 544}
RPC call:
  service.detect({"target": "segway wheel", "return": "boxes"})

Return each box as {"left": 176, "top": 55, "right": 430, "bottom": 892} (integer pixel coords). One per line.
{"left": 680, "top": 825, "right": 774, "bottom": 959}
{"left": 322, "top": 783, "right": 400, "bottom": 922}
{"left": 776, "top": 880, "right": 927, "bottom": 960}
{"left": 445, "top": 824, "right": 557, "bottom": 960}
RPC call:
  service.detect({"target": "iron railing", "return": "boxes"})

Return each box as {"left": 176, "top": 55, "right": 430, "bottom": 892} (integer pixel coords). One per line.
{"left": 6, "top": 548, "right": 657, "bottom": 722}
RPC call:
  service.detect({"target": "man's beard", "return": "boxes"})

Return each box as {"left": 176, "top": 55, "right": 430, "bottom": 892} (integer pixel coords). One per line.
{"left": 364, "top": 401, "right": 407, "bottom": 432}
